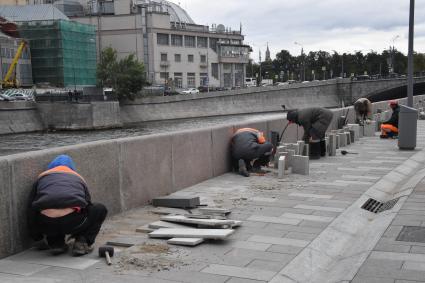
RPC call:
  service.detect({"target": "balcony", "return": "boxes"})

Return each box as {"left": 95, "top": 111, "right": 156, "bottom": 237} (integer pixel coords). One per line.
{"left": 160, "top": 61, "right": 170, "bottom": 67}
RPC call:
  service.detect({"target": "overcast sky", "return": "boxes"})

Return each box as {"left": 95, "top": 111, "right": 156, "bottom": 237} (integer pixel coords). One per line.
{"left": 170, "top": 0, "right": 425, "bottom": 62}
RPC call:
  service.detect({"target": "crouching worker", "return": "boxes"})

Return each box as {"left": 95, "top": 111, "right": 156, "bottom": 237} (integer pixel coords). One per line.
{"left": 231, "top": 128, "right": 274, "bottom": 177}
{"left": 286, "top": 107, "right": 333, "bottom": 159}
{"left": 27, "top": 154, "right": 107, "bottom": 256}
{"left": 354, "top": 98, "right": 372, "bottom": 126}
{"left": 380, "top": 100, "right": 400, "bottom": 139}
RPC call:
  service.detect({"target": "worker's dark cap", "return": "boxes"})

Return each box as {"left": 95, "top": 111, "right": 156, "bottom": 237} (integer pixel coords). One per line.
{"left": 286, "top": 110, "right": 298, "bottom": 123}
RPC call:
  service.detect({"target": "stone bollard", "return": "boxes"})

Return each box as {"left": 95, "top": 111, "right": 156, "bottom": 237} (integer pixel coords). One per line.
{"left": 297, "top": 141, "right": 305, "bottom": 156}
{"left": 349, "top": 130, "right": 355, "bottom": 143}
{"left": 336, "top": 134, "right": 340, "bottom": 149}
{"left": 292, "top": 155, "right": 309, "bottom": 175}
{"left": 303, "top": 144, "right": 309, "bottom": 157}
{"left": 278, "top": 156, "right": 286, "bottom": 179}
{"left": 345, "top": 132, "right": 351, "bottom": 145}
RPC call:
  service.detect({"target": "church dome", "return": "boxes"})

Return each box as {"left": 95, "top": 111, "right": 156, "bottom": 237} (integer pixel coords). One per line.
{"left": 151, "top": 0, "right": 195, "bottom": 24}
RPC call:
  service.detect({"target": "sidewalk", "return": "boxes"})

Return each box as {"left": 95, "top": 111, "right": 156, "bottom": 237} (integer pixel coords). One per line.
{"left": 1, "top": 122, "right": 425, "bottom": 283}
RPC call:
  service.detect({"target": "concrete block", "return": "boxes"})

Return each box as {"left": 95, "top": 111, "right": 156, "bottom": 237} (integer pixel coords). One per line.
{"left": 286, "top": 149, "right": 295, "bottom": 169}
{"left": 167, "top": 237, "right": 204, "bottom": 246}
{"left": 135, "top": 225, "right": 154, "bottom": 233}
{"left": 303, "top": 144, "right": 309, "bottom": 157}
{"left": 349, "top": 130, "right": 355, "bottom": 143}
{"left": 345, "top": 132, "right": 351, "bottom": 145}
{"left": 198, "top": 207, "right": 231, "bottom": 216}
{"left": 297, "top": 141, "right": 305, "bottom": 156}
{"left": 359, "top": 125, "right": 364, "bottom": 138}
{"left": 147, "top": 221, "right": 190, "bottom": 229}
{"left": 171, "top": 128, "right": 214, "bottom": 191}
{"left": 291, "top": 155, "right": 309, "bottom": 175}
{"left": 347, "top": 124, "right": 360, "bottom": 141}
{"left": 152, "top": 196, "right": 200, "bottom": 209}
{"left": 364, "top": 121, "right": 377, "bottom": 137}
{"left": 278, "top": 156, "right": 286, "bottom": 179}
{"left": 336, "top": 134, "right": 340, "bottom": 149}
{"left": 328, "top": 134, "right": 337, "bottom": 156}
{"left": 148, "top": 228, "right": 234, "bottom": 239}
{"left": 286, "top": 143, "right": 299, "bottom": 155}
{"left": 338, "top": 133, "right": 347, "bottom": 147}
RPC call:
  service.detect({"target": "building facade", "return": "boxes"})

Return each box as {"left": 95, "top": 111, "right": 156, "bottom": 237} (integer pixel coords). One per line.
{"left": 72, "top": 0, "right": 250, "bottom": 89}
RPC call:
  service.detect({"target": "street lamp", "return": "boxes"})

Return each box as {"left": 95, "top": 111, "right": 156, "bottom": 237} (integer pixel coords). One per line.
{"left": 390, "top": 35, "right": 400, "bottom": 74}
{"left": 332, "top": 50, "right": 345, "bottom": 78}
{"left": 294, "top": 42, "right": 305, "bottom": 81}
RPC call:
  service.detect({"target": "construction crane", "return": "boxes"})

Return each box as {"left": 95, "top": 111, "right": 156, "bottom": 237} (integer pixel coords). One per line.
{"left": 1, "top": 40, "right": 27, "bottom": 89}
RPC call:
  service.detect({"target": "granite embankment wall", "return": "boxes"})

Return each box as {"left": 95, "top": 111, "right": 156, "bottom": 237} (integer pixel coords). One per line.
{"left": 0, "top": 101, "right": 43, "bottom": 134}
{"left": 0, "top": 96, "right": 421, "bottom": 258}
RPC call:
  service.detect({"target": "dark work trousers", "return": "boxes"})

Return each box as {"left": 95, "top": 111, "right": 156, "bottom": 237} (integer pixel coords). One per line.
{"left": 232, "top": 154, "right": 271, "bottom": 172}
{"left": 37, "top": 203, "right": 107, "bottom": 247}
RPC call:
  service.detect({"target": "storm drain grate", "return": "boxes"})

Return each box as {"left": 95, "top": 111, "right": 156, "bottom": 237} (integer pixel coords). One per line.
{"left": 361, "top": 198, "right": 400, "bottom": 213}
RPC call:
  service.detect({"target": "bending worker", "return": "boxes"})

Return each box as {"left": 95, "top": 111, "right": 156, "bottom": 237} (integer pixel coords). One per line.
{"left": 286, "top": 107, "right": 333, "bottom": 159}
{"left": 27, "top": 154, "right": 108, "bottom": 256}
{"left": 380, "top": 100, "right": 400, "bottom": 138}
{"left": 231, "top": 128, "right": 274, "bottom": 177}
{"left": 354, "top": 98, "right": 372, "bottom": 125}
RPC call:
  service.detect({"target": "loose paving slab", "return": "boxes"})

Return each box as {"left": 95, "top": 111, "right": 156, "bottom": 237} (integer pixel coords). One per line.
{"left": 148, "top": 228, "right": 234, "bottom": 239}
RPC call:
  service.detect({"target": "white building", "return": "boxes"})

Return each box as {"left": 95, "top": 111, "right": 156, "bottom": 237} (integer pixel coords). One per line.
{"left": 68, "top": 0, "right": 250, "bottom": 89}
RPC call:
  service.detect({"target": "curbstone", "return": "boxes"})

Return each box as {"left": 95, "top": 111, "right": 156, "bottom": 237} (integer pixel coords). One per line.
{"left": 278, "top": 156, "right": 286, "bottom": 179}
{"left": 291, "top": 155, "right": 309, "bottom": 175}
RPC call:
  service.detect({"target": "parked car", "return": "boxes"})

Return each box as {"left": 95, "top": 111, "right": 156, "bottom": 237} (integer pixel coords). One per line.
{"left": 181, "top": 88, "right": 200, "bottom": 94}
{"left": 0, "top": 93, "right": 15, "bottom": 101}
{"left": 7, "top": 92, "right": 32, "bottom": 101}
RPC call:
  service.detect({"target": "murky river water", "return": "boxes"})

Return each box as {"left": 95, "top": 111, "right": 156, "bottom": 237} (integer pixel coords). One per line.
{"left": 0, "top": 112, "right": 286, "bottom": 156}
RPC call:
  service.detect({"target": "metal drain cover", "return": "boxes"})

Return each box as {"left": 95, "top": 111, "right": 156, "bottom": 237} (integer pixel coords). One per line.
{"left": 361, "top": 198, "right": 400, "bottom": 213}
{"left": 396, "top": 226, "right": 425, "bottom": 243}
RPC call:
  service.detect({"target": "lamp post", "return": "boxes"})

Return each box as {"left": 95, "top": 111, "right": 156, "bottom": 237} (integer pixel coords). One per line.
{"left": 390, "top": 35, "right": 400, "bottom": 74}
{"left": 407, "top": 0, "right": 414, "bottom": 107}
{"left": 294, "top": 42, "right": 305, "bottom": 81}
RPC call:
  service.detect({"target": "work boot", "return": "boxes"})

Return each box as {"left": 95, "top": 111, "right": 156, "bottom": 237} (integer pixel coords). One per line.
{"left": 380, "top": 134, "right": 388, "bottom": 139}
{"left": 320, "top": 140, "right": 327, "bottom": 157}
{"left": 238, "top": 159, "right": 250, "bottom": 177}
{"left": 72, "top": 237, "right": 93, "bottom": 257}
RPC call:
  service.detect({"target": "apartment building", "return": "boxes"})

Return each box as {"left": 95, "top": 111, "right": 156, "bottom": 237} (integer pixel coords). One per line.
{"left": 71, "top": 0, "right": 250, "bottom": 89}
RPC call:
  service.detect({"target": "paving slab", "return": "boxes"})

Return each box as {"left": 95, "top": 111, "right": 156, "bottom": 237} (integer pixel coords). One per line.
{"left": 106, "top": 235, "right": 147, "bottom": 247}
{"left": 6, "top": 248, "right": 99, "bottom": 270}
{"left": 202, "top": 264, "right": 276, "bottom": 281}
{"left": 148, "top": 228, "right": 234, "bottom": 239}
{"left": 167, "top": 238, "right": 204, "bottom": 246}
{"left": 0, "top": 260, "right": 49, "bottom": 276}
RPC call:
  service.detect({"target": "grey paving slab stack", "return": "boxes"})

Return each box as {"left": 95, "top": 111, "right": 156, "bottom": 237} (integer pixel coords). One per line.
{"left": 278, "top": 156, "right": 286, "bottom": 179}
{"left": 291, "top": 155, "right": 309, "bottom": 175}
{"left": 297, "top": 141, "right": 305, "bottom": 156}
{"left": 363, "top": 121, "right": 377, "bottom": 137}
{"left": 286, "top": 143, "right": 299, "bottom": 155}
{"left": 152, "top": 196, "right": 200, "bottom": 208}
{"left": 349, "top": 130, "right": 355, "bottom": 143}
{"left": 336, "top": 134, "right": 340, "bottom": 149}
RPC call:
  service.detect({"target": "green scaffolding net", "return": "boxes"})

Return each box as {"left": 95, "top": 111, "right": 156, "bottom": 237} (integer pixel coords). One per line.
{"left": 18, "top": 20, "right": 97, "bottom": 87}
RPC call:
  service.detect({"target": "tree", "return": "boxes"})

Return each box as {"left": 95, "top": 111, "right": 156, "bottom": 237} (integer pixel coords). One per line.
{"left": 97, "top": 47, "right": 146, "bottom": 100}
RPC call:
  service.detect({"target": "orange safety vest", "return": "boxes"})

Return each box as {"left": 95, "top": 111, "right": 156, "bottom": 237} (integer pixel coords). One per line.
{"left": 234, "top": 128, "right": 266, "bottom": 144}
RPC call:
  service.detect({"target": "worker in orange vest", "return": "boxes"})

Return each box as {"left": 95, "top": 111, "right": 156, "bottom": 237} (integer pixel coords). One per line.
{"left": 231, "top": 128, "right": 273, "bottom": 177}
{"left": 380, "top": 100, "right": 400, "bottom": 139}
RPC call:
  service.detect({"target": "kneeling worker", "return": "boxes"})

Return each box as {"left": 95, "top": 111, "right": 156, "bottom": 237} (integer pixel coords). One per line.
{"left": 354, "top": 98, "right": 372, "bottom": 125}
{"left": 380, "top": 100, "right": 400, "bottom": 138}
{"left": 231, "top": 128, "right": 274, "bottom": 177}
{"left": 27, "top": 154, "right": 108, "bottom": 256}
{"left": 286, "top": 107, "right": 333, "bottom": 159}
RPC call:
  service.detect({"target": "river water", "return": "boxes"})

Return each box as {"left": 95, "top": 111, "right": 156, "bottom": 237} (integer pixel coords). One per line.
{"left": 0, "top": 112, "right": 286, "bottom": 156}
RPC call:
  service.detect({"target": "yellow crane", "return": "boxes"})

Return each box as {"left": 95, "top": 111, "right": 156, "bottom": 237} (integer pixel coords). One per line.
{"left": 1, "top": 40, "right": 27, "bottom": 89}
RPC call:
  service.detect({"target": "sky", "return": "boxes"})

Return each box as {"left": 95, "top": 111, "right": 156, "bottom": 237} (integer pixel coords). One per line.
{"left": 170, "top": 0, "right": 425, "bottom": 62}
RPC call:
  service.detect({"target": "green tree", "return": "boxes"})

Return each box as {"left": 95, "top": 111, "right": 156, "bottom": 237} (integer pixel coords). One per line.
{"left": 97, "top": 47, "right": 146, "bottom": 100}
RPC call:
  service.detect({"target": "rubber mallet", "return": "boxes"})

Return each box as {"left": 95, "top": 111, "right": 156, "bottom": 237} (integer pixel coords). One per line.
{"left": 98, "top": 245, "right": 114, "bottom": 265}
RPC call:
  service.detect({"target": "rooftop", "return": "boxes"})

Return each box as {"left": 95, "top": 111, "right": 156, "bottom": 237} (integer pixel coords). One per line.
{"left": 0, "top": 4, "right": 68, "bottom": 22}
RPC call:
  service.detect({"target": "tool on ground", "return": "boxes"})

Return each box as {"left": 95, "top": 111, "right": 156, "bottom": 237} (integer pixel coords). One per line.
{"left": 98, "top": 245, "right": 114, "bottom": 265}
{"left": 341, "top": 150, "right": 358, "bottom": 155}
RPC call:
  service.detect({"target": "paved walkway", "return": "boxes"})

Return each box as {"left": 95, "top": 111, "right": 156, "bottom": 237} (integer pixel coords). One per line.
{"left": 1, "top": 122, "right": 425, "bottom": 283}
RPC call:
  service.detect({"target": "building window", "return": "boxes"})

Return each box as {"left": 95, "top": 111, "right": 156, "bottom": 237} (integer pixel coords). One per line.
{"left": 174, "top": 54, "right": 181, "bottom": 62}
{"left": 171, "top": 34, "right": 183, "bottom": 46}
{"left": 209, "top": 38, "right": 218, "bottom": 52}
{"left": 188, "top": 54, "right": 194, "bottom": 62}
{"left": 161, "top": 53, "right": 168, "bottom": 61}
{"left": 200, "top": 55, "right": 207, "bottom": 63}
{"left": 157, "top": 33, "right": 169, "bottom": 45}
{"left": 211, "top": 63, "right": 218, "bottom": 80}
{"left": 200, "top": 72, "right": 208, "bottom": 86}
{"left": 187, "top": 73, "right": 196, "bottom": 88}
{"left": 185, "top": 35, "right": 195, "bottom": 47}
{"left": 174, "top": 72, "right": 183, "bottom": 88}
{"left": 197, "top": 37, "right": 207, "bottom": 48}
